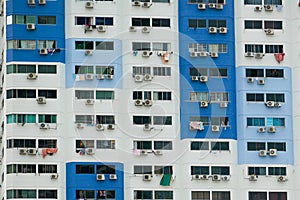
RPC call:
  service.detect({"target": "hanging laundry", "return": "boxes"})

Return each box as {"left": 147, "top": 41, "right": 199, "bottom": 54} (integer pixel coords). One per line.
{"left": 162, "top": 52, "right": 170, "bottom": 63}
{"left": 42, "top": 148, "right": 58, "bottom": 158}
{"left": 276, "top": 5, "right": 283, "bottom": 12}
{"left": 274, "top": 53, "right": 285, "bottom": 63}
{"left": 189, "top": 121, "right": 204, "bottom": 130}
{"left": 133, "top": 149, "right": 141, "bottom": 155}
{"left": 160, "top": 174, "right": 172, "bottom": 186}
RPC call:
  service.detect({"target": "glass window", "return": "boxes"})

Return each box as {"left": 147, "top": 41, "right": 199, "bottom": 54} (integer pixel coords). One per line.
{"left": 152, "top": 18, "right": 170, "bottom": 27}
{"left": 211, "top": 142, "right": 229, "bottom": 151}
{"left": 133, "top": 116, "right": 151, "bottom": 125}
{"left": 266, "top": 118, "right": 285, "bottom": 126}
{"left": 247, "top": 117, "right": 265, "bottom": 126}
{"left": 96, "top": 165, "right": 115, "bottom": 174}
{"left": 245, "top": 44, "right": 263, "bottom": 53}
{"left": 188, "top": 19, "right": 206, "bottom": 29}
{"left": 210, "top": 68, "right": 228, "bottom": 77}
{"left": 95, "top": 41, "right": 114, "bottom": 50}
{"left": 267, "top": 142, "right": 286, "bottom": 151}
{"left": 134, "top": 141, "right": 152, "bottom": 150}
{"left": 246, "top": 68, "right": 264, "bottom": 77}
{"left": 211, "top": 166, "right": 230, "bottom": 175}
{"left": 247, "top": 142, "right": 266, "bottom": 151}
{"left": 38, "top": 16, "right": 56, "bottom": 24}
{"left": 38, "top": 65, "right": 56, "bottom": 74}
{"left": 246, "top": 94, "right": 264, "bottom": 102}
{"left": 154, "top": 141, "right": 172, "bottom": 150}
{"left": 134, "top": 190, "right": 153, "bottom": 200}
{"left": 38, "top": 164, "right": 57, "bottom": 173}
{"left": 244, "top": 0, "right": 262, "bottom": 5}
{"left": 38, "top": 90, "right": 57, "bottom": 98}
{"left": 190, "top": 141, "right": 209, "bottom": 151}
{"left": 75, "top": 115, "right": 94, "bottom": 124}
{"left": 264, "top": 21, "right": 282, "bottom": 29}
{"left": 192, "top": 191, "right": 210, "bottom": 200}
{"left": 75, "top": 41, "right": 94, "bottom": 50}
{"left": 96, "top": 140, "right": 116, "bottom": 149}
{"left": 153, "top": 67, "right": 171, "bottom": 76}
{"left": 38, "top": 190, "right": 58, "bottom": 199}
{"left": 212, "top": 191, "right": 230, "bottom": 200}
{"left": 154, "top": 166, "right": 173, "bottom": 174}
{"left": 76, "top": 164, "right": 94, "bottom": 174}
{"left": 134, "top": 165, "right": 152, "bottom": 174}
{"left": 96, "top": 115, "right": 115, "bottom": 124}
{"left": 266, "top": 69, "right": 284, "bottom": 78}
{"left": 191, "top": 166, "right": 209, "bottom": 175}
{"left": 245, "top": 20, "right": 262, "bottom": 29}
{"left": 75, "top": 90, "right": 94, "bottom": 99}
{"left": 153, "top": 116, "right": 172, "bottom": 125}
{"left": 96, "top": 91, "right": 114, "bottom": 100}
{"left": 268, "top": 167, "right": 286, "bottom": 176}
{"left": 266, "top": 93, "right": 284, "bottom": 102}
{"left": 248, "top": 167, "right": 266, "bottom": 175}
{"left": 132, "top": 18, "right": 150, "bottom": 26}
{"left": 154, "top": 191, "right": 173, "bottom": 199}
{"left": 76, "top": 140, "right": 94, "bottom": 148}
{"left": 265, "top": 45, "right": 283, "bottom": 54}
{"left": 248, "top": 192, "right": 267, "bottom": 200}
{"left": 153, "top": 91, "right": 171, "bottom": 101}
{"left": 132, "top": 42, "right": 151, "bottom": 51}
{"left": 95, "top": 17, "right": 113, "bottom": 26}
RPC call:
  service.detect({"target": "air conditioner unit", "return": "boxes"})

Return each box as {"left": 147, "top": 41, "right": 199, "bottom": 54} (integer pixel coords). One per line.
{"left": 132, "top": 1, "right": 141, "bottom": 6}
{"left": 109, "top": 174, "right": 117, "bottom": 180}
{"left": 198, "top": 3, "right": 206, "bottom": 10}
{"left": 199, "top": 51, "right": 208, "bottom": 57}
{"left": 193, "top": 174, "right": 201, "bottom": 180}
{"left": 154, "top": 150, "right": 163, "bottom": 155}
{"left": 199, "top": 76, "right": 208, "bottom": 82}
{"left": 199, "top": 174, "right": 209, "bottom": 180}
{"left": 266, "top": 101, "right": 275, "bottom": 107}
{"left": 142, "top": 2, "right": 151, "bottom": 8}
{"left": 268, "top": 126, "right": 276, "bottom": 133}
{"left": 28, "top": 0, "right": 35, "bottom": 5}
{"left": 86, "top": 73, "right": 94, "bottom": 80}
{"left": 97, "top": 25, "right": 106, "bottom": 32}
{"left": 211, "top": 125, "right": 220, "bottom": 132}
{"left": 200, "top": 101, "right": 209, "bottom": 108}
{"left": 265, "top": 29, "right": 274, "bottom": 35}
{"left": 85, "top": 50, "right": 93, "bottom": 55}
{"left": 39, "top": 48, "right": 48, "bottom": 55}
{"left": 144, "top": 74, "right": 152, "bottom": 81}
{"left": 277, "top": 176, "right": 287, "bottom": 182}
{"left": 39, "top": 123, "right": 48, "bottom": 129}
{"left": 255, "top": 53, "right": 264, "bottom": 59}
{"left": 96, "top": 124, "right": 104, "bottom": 131}
{"left": 85, "top": 1, "right": 94, "bottom": 8}
{"left": 249, "top": 174, "right": 258, "bottom": 181}
{"left": 142, "top": 51, "right": 152, "bottom": 57}
{"left": 27, "top": 148, "right": 37, "bottom": 155}
{"left": 209, "top": 27, "right": 217, "bottom": 33}
{"left": 219, "top": 27, "right": 227, "bottom": 33}
{"left": 86, "top": 148, "right": 95, "bottom": 155}
{"left": 259, "top": 150, "right": 267, "bottom": 157}
{"left": 85, "top": 99, "right": 94, "bottom": 105}
{"left": 76, "top": 123, "right": 84, "bottom": 129}
{"left": 264, "top": 4, "right": 273, "bottom": 11}
{"left": 210, "top": 52, "right": 218, "bottom": 58}
{"left": 274, "top": 102, "right": 282, "bottom": 107}
{"left": 208, "top": 3, "right": 216, "bottom": 8}
{"left": 106, "top": 74, "right": 113, "bottom": 80}
{"left": 129, "top": 26, "right": 137, "bottom": 32}
{"left": 19, "top": 148, "right": 27, "bottom": 155}
{"left": 96, "top": 74, "right": 105, "bottom": 80}
{"left": 222, "top": 175, "right": 230, "bottom": 181}
{"left": 143, "top": 124, "right": 151, "bottom": 131}
{"left": 220, "top": 102, "right": 228, "bottom": 108}
{"left": 96, "top": 174, "right": 105, "bottom": 181}
{"left": 190, "top": 52, "right": 198, "bottom": 57}
{"left": 107, "top": 124, "right": 115, "bottom": 130}
{"left": 26, "top": 23, "right": 35, "bottom": 30}
{"left": 37, "top": 97, "right": 46, "bottom": 104}
{"left": 257, "top": 127, "right": 266, "bottom": 133}
{"left": 257, "top": 79, "right": 265, "bottom": 85}
{"left": 134, "top": 75, "right": 143, "bottom": 82}
{"left": 245, "top": 52, "right": 254, "bottom": 57}
{"left": 212, "top": 174, "right": 221, "bottom": 181}
{"left": 143, "top": 174, "right": 152, "bottom": 181}
{"left": 27, "top": 73, "right": 37, "bottom": 80}
{"left": 215, "top": 3, "right": 223, "bottom": 9}
{"left": 269, "top": 149, "right": 277, "bottom": 156}
{"left": 247, "top": 77, "right": 254, "bottom": 83}
{"left": 50, "top": 174, "right": 58, "bottom": 179}
{"left": 254, "top": 6, "right": 262, "bottom": 11}
{"left": 142, "top": 26, "right": 150, "bottom": 33}
{"left": 135, "top": 99, "right": 143, "bottom": 106}
{"left": 144, "top": 99, "right": 152, "bottom": 107}
{"left": 192, "top": 76, "right": 198, "bottom": 81}
{"left": 38, "top": 0, "right": 46, "bottom": 5}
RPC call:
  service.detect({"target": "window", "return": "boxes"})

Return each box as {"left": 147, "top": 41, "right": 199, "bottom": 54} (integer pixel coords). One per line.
{"left": 190, "top": 92, "right": 208, "bottom": 102}
{"left": 75, "top": 16, "right": 93, "bottom": 25}
{"left": 190, "top": 116, "right": 209, "bottom": 126}
{"left": 265, "top": 45, "right": 283, "bottom": 54}
{"left": 153, "top": 91, "right": 171, "bottom": 101}
{"left": 38, "top": 114, "right": 57, "bottom": 123}
{"left": 209, "top": 0, "right": 226, "bottom": 3}
{"left": 96, "top": 115, "right": 115, "bottom": 124}
{"left": 211, "top": 142, "right": 229, "bottom": 151}
{"left": 189, "top": 43, "right": 207, "bottom": 52}
{"left": 188, "top": 19, "right": 206, "bottom": 29}
{"left": 7, "top": 139, "right": 36, "bottom": 148}
{"left": 249, "top": 192, "right": 267, "bottom": 200}
{"left": 6, "top": 89, "right": 36, "bottom": 99}
{"left": 246, "top": 94, "right": 264, "bottom": 102}
{"left": 210, "top": 68, "right": 228, "bottom": 78}
{"left": 7, "top": 40, "right": 36, "bottom": 49}
{"left": 76, "top": 164, "right": 95, "bottom": 174}
{"left": 96, "top": 190, "right": 115, "bottom": 199}
{"left": 154, "top": 166, "right": 173, "bottom": 174}
{"left": 133, "top": 116, "right": 151, "bottom": 125}
{"left": 38, "top": 40, "right": 56, "bottom": 49}
{"left": 247, "top": 117, "right": 265, "bottom": 126}
{"left": 134, "top": 141, "right": 152, "bottom": 150}
{"left": 6, "top": 64, "right": 36, "bottom": 74}
{"left": 264, "top": 0, "right": 282, "bottom": 5}
{"left": 134, "top": 190, "right": 153, "bottom": 200}
{"left": 152, "top": 18, "right": 170, "bottom": 27}
{"left": 96, "top": 140, "right": 115, "bottom": 149}
{"left": 132, "top": 42, "right": 151, "bottom": 51}
{"left": 38, "top": 164, "right": 57, "bottom": 173}
{"left": 245, "top": 20, "right": 262, "bottom": 29}
{"left": 189, "top": 68, "right": 208, "bottom": 76}
{"left": 152, "top": 42, "right": 171, "bottom": 51}
{"left": 245, "top": 44, "right": 263, "bottom": 53}
{"left": 96, "top": 91, "right": 114, "bottom": 100}
{"left": 6, "top": 114, "right": 36, "bottom": 124}
{"left": 210, "top": 92, "right": 228, "bottom": 102}
{"left": 152, "top": 0, "right": 170, "bottom": 2}
{"left": 38, "top": 16, "right": 56, "bottom": 25}
{"left": 76, "top": 140, "right": 95, "bottom": 148}
{"left": 266, "top": 93, "right": 284, "bottom": 102}
{"left": 264, "top": 21, "right": 282, "bottom": 29}
{"left": 38, "top": 190, "right": 58, "bottom": 199}
{"left": 211, "top": 166, "right": 230, "bottom": 175}
{"left": 7, "top": 190, "right": 36, "bottom": 199}
{"left": 76, "top": 190, "right": 94, "bottom": 199}
{"left": 211, "top": 117, "right": 229, "bottom": 126}
{"left": 154, "top": 141, "right": 172, "bottom": 150}
{"left": 268, "top": 167, "right": 286, "bottom": 176}
{"left": 7, "top": 164, "right": 36, "bottom": 174}
{"left": 154, "top": 191, "right": 173, "bottom": 199}
{"left": 95, "top": 17, "right": 113, "bottom": 25}
{"left": 192, "top": 191, "right": 210, "bottom": 200}
{"left": 267, "top": 142, "right": 286, "bottom": 151}
{"left": 134, "top": 165, "right": 152, "bottom": 174}
{"left": 38, "top": 90, "right": 57, "bottom": 98}
{"left": 153, "top": 116, "right": 172, "bottom": 125}
{"left": 75, "top": 90, "right": 94, "bottom": 99}
{"left": 190, "top": 141, "right": 209, "bottom": 151}
{"left": 191, "top": 166, "right": 209, "bottom": 175}
{"left": 12, "top": 15, "right": 36, "bottom": 24}
{"left": 132, "top": 18, "right": 150, "bottom": 26}
{"left": 95, "top": 66, "right": 114, "bottom": 75}
{"left": 95, "top": 41, "right": 114, "bottom": 50}
{"left": 208, "top": 20, "right": 226, "bottom": 28}
{"left": 269, "top": 192, "right": 287, "bottom": 200}
{"left": 75, "top": 65, "right": 93, "bottom": 74}
{"left": 75, "top": 41, "right": 94, "bottom": 50}
{"left": 75, "top": 115, "right": 94, "bottom": 124}
{"left": 212, "top": 191, "right": 230, "bottom": 200}
{"left": 96, "top": 165, "right": 115, "bottom": 174}
{"left": 248, "top": 167, "right": 266, "bottom": 175}
{"left": 244, "top": 0, "right": 262, "bottom": 5}
{"left": 188, "top": 0, "right": 205, "bottom": 3}
{"left": 38, "top": 139, "right": 57, "bottom": 148}
{"left": 246, "top": 68, "right": 264, "bottom": 77}
{"left": 153, "top": 67, "right": 171, "bottom": 76}
{"left": 266, "top": 117, "right": 285, "bottom": 126}
{"left": 208, "top": 44, "right": 227, "bottom": 53}
{"left": 133, "top": 91, "right": 151, "bottom": 100}
{"left": 38, "top": 65, "right": 56, "bottom": 74}
{"left": 133, "top": 66, "right": 151, "bottom": 76}
{"left": 266, "top": 69, "right": 284, "bottom": 78}
{"left": 247, "top": 142, "right": 265, "bottom": 151}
